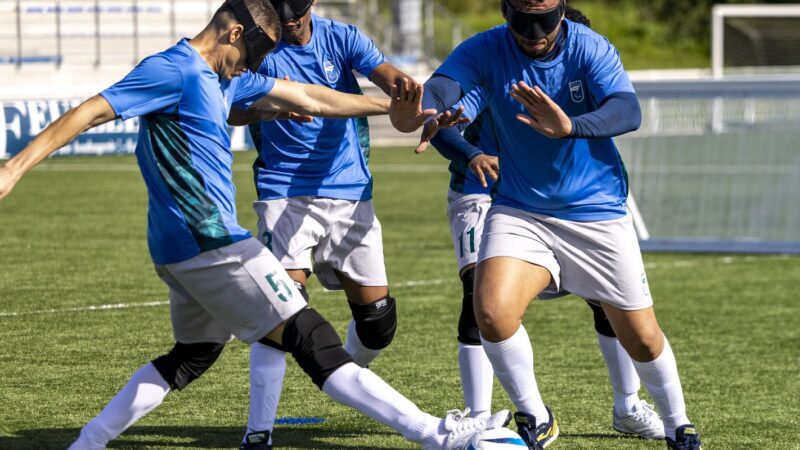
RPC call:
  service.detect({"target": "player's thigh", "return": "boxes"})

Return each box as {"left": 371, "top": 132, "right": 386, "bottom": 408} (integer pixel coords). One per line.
{"left": 447, "top": 191, "right": 492, "bottom": 276}
{"left": 253, "top": 197, "right": 321, "bottom": 270}
{"left": 475, "top": 206, "right": 556, "bottom": 338}
{"left": 155, "top": 265, "right": 231, "bottom": 344}
{"left": 551, "top": 213, "right": 653, "bottom": 311}
{"left": 335, "top": 272, "right": 389, "bottom": 305}
{"left": 316, "top": 199, "right": 388, "bottom": 291}
{"left": 160, "top": 238, "right": 307, "bottom": 344}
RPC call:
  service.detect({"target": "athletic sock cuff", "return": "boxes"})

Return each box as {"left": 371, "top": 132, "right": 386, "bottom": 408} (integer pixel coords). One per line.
{"left": 632, "top": 336, "right": 673, "bottom": 373}
{"left": 481, "top": 325, "right": 528, "bottom": 355}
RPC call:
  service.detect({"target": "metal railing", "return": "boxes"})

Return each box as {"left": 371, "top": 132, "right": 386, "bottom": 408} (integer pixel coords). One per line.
{"left": 1, "top": 0, "right": 474, "bottom": 70}
{"left": 1, "top": 0, "right": 218, "bottom": 67}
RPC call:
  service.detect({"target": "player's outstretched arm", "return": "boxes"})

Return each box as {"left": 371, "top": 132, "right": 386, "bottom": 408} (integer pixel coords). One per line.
{"left": 251, "top": 78, "right": 389, "bottom": 119}
{"left": 0, "top": 95, "right": 117, "bottom": 201}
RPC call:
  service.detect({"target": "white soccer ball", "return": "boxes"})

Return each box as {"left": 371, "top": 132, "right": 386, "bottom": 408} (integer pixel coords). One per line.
{"left": 468, "top": 426, "right": 528, "bottom": 449}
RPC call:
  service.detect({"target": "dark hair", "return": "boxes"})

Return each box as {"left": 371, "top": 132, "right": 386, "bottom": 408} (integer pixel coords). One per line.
{"left": 213, "top": 0, "right": 281, "bottom": 40}
{"left": 564, "top": 5, "right": 590, "bottom": 28}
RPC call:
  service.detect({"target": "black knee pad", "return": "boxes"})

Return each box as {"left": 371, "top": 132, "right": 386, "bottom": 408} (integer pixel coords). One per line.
{"left": 586, "top": 300, "right": 617, "bottom": 338}
{"left": 457, "top": 268, "right": 481, "bottom": 345}
{"left": 283, "top": 307, "right": 353, "bottom": 388}
{"left": 348, "top": 295, "right": 397, "bottom": 350}
{"left": 151, "top": 342, "right": 225, "bottom": 390}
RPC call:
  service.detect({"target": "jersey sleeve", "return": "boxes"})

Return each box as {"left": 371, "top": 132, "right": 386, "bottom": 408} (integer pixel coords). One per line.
{"left": 100, "top": 54, "right": 182, "bottom": 120}
{"left": 583, "top": 35, "right": 635, "bottom": 102}
{"left": 434, "top": 33, "right": 486, "bottom": 96}
{"left": 232, "top": 72, "right": 277, "bottom": 109}
{"left": 456, "top": 87, "right": 487, "bottom": 122}
{"left": 346, "top": 25, "right": 387, "bottom": 77}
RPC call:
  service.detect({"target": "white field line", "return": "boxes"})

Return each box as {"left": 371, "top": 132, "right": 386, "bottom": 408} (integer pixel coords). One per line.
{"left": 1, "top": 255, "right": 792, "bottom": 318}
{"left": 0, "top": 279, "right": 452, "bottom": 318}
{"left": 32, "top": 163, "right": 447, "bottom": 173}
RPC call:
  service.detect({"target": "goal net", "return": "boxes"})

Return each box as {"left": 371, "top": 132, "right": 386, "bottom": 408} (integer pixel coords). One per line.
{"left": 617, "top": 78, "right": 800, "bottom": 254}
{"left": 712, "top": 4, "right": 800, "bottom": 78}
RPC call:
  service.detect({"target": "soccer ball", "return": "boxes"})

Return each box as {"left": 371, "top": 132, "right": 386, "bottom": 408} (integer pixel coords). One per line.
{"left": 468, "top": 426, "right": 528, "bottom": 449}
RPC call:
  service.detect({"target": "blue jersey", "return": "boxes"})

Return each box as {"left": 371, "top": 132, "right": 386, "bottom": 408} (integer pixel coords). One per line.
{"left": 251, "top": 15, "right": 386, "bottom": 201}
{"left": 101, "top": 39, "right": 275, "bottom": 264}
{"left": 449, "top": 88, "right": 499, "bottom": 196}
{"left": 436, "top": 21, "right": 634, "bottom": 221}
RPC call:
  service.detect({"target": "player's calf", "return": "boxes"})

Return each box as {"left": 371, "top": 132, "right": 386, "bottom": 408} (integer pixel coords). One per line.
{"left": 151, "top": 341, "right": 225, "bottom": 390}
{"left": 282, "top": 307, "right": 354, "bottom": 387}
{"left": 457, "top": 268, "right": 480, "bottom": 345}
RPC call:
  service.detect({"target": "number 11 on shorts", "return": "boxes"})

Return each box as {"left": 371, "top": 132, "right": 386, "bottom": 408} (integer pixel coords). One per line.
{"left": 459, "top": 227, "right": 476, "bottom": 258}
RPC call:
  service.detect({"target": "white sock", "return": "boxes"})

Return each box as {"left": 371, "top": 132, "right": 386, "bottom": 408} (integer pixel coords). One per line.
{"left": 244, "top": 342, "right": 286, "bottom": 441}
{"left": 344, "top": 319, "right": 383, "bottom": 367}
{"left": 597, "top": 333, "right": 641, "bottom": 416}
{"left": 68, "top": 363, "right": 170, "bottom": 450}
{"left": 481, "top": 326, "right": 549, "bottom": 425}
{"left": 322, "top": 362, "right": 445, "bottom": 449}
{"left": 631, "top": 337, "right": 690, "bottom": 439}
{"left": 458, "top": 343, "right": 494, "bottom": 418}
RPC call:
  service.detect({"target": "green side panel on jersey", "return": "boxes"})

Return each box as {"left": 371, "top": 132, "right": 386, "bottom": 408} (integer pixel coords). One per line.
{"left": 350, "top": 83, "right": 371, "bottom": 163}
{"left": 147, "top": 114, "right": 234, "bottom": 252}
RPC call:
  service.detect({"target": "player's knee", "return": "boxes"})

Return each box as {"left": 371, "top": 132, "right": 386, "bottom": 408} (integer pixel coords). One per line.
{"left": 282, "top": 307, "right": 354, "bottom": 388}
{"left": 457, "top": 268, "right": 481, "bottom": 345}
{"left": 151, "top": 341, "right": 225, "bottom": 390}
{"left": 586, "top": 300, "right": 617, "bottom": 337}
{"left": 347, "top": 295, "right": 397, "bottom": 350}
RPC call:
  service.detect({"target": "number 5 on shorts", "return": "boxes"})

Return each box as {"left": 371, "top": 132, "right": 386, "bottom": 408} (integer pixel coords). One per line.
{"left": 266, "top": 271, "right": 293, "bottom": 302}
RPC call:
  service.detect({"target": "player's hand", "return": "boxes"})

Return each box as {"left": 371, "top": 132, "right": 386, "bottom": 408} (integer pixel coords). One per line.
{"left": 468, "top": 154, "right": 499, "bottom": 188}
{"left": 0, "top": 165, "right": 21, "bottom": 202}
{"left": 388, "top": 78, "right": 437, "bottom": 133}
{"left": 414, "top": 106, "right": 469, "bottom": 154}
{"left": 510, "top": 81, "right": 573, "bottom": 138}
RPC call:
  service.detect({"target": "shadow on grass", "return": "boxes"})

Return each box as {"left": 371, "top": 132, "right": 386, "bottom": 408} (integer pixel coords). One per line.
{"left": 0, "top": 426, "right": 408, "bottom": 449}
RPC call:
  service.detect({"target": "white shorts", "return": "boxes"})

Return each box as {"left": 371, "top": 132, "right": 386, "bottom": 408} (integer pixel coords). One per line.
{"left": 478, "top": 205, "right": 653, "bottom": 310}
{"left": 447, "top": 190, "right": 492, "bottom": 273}
{"left": 253, "top": 196, "right": 388, "bottom": 290}
{"left": 155, "top": 238, "right": 307, "bottom": 345}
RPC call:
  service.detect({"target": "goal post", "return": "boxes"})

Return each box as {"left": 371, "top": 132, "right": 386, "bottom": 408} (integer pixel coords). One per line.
{"left": 712, "top": 4, "right": 800, "bottom": 79}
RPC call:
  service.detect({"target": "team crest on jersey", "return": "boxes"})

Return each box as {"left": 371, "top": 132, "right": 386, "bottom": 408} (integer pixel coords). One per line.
{"left": 569, "top": 80, "right": 584, "bottom": 103}
{"left": 323, "top": 60, "right": 339, "bottom": 83}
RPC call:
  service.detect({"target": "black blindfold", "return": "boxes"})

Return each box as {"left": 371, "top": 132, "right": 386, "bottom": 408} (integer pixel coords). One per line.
{"left": 270, "top": 0, "right": 313, "bottom": 22}
{"left": 227, "top": 0, "right": 277, "bottom": 72}
{"left": 503, "top": 0, "right": 565, "bottom": 41}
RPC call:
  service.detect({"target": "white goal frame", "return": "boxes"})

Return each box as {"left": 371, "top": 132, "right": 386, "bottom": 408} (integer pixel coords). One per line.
{"left": 712, "top": 4, "right": 800, "bottom": 79}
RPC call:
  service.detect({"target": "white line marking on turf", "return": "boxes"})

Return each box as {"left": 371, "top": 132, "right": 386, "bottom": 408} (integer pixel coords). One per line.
{"left": 0, "top": 280, "right": 452, "bottom": 317}
{"left": 0, "top": 300, "right": 169, "bottom": 318}
{"left": 1, "top": 256, "right": 794, "bottom": 317}
{"left": 32, "top": 163, "right": 447, "bottom": 173}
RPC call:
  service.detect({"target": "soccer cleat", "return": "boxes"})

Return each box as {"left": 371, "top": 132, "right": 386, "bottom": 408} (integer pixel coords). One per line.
{"left": 240, "top": 430, "right": 272, "bottom": 450}
{"left": 612, "top": 400, "right": 666, "bottom": 439}
{"left": 514, "top": 407, "right": 559, "bottom": 450}
{"left": 665, "top": 424, "right": 703, "bottom": 450}
{"left": 443, "top": 408, "right": 512, "bottom": 450}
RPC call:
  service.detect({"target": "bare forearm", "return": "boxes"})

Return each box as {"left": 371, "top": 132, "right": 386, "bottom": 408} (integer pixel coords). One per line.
{"left": 5, "top": 95, "right": 114, "bottom": 177}
{"left": 254, "top": 79, "right": 389, "bottom": 119}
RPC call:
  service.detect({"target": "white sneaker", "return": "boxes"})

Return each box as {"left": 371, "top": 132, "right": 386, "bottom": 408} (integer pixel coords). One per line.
{"left": 442, "top": 408, "right": 512, "bottom": 450}
{"left": 612, "top": 400, "right": 666, "bottom": 440}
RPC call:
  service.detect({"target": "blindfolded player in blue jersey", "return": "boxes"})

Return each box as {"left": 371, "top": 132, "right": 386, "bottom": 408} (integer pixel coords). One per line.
{"left": 390, "top": 1, "right": 703, "bottom": 449}
{"left": 428, "top": 5, "right": 670, "bottom": 444}
{"left": 226, "top": 1, "right": 421, "bottom": 447}
{"left": 0, "top": 1, "right": 510, "bottom": 449}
